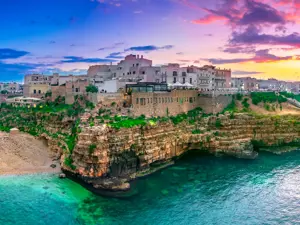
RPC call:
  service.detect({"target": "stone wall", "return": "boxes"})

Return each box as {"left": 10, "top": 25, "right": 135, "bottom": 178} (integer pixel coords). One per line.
{"left": 131, "top": 90, "right": 199, "bottom": 117}
{"left": 95, "top": 93, "right": 124, "bottom": 106}
{"left": 198, "top": 95, "right": 232, "bottom": 114}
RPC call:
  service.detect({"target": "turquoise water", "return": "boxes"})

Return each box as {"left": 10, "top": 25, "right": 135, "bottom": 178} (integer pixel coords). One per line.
{"left": 2, "top": 151, "right": 300, "bottom": 225}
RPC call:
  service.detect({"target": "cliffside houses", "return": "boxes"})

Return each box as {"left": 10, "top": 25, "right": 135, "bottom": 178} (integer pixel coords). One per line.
{"left": 231, "top": 77, "right": 298, "bottom": 93}
{"left": 23, "top": 54, "right": 235, "bottom": 104}
{"left": 0, "top": 82, "right": 23, "bottom": 94}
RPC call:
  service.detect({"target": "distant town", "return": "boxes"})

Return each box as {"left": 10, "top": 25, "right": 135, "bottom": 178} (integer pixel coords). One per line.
{"left": 1, "top": 54, "right": 300, "bottom": 113}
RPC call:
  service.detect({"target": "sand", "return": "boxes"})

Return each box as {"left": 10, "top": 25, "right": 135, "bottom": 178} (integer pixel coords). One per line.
{"left": 0, "top": 132, "right": 61, "bottom": 175}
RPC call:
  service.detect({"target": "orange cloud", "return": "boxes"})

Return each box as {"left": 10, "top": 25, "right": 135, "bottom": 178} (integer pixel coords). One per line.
{"left": 192, "top": 14, "right": 226, "bottom": 24}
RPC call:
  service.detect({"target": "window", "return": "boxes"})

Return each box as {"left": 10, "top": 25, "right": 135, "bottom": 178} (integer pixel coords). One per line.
{"left": 33, "top": 89, "right": 36, "bottom": 94}
{"left": 190, "top": 78, "right": 192, "bottom": 84}
{"left": 183, "top": 78, "right": 186, "bottom": 83}
{"left": 142, "top": 71, "right": 145, "bottom": 74}
{"left": 38, "top": 90, "right": 41, "bottom": 94}
{"left": 177, "top": 97, "right": 178, "bottom": 102}
{"left": 136, "top": 98, "right": 139, "bottom": 104}
{"left": 133, "top": 71, "right": 136, "bottom": 75}
{"left": 162, "top": 98, "right": 164, "bottom": 103}
{"left": 148, "top": 98, "right": 149, "bottom": 104}
{"left": 173, "top": 77, "right": 177, "bottom": 83}
{"left": 136, "top": 63, "right": 139, "bottom": 67}
{"left": 76, "top": 88, "right": 79, "bottom": 92}
{"left": 133, "top": 64, "right": 135, "bottom": 67}
{"left": 173, "top": 71, "right": 177, "bottom": 76}
{"left": 159, "top": 98, "right": 161, "bottom": 103}
{"left": 182, "top": 72, "right": 186, "bottom": 76}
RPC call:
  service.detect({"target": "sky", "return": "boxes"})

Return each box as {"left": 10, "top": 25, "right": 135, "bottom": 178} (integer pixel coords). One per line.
{"left": 1, "top": 0, "right": 300, "bottom": 82}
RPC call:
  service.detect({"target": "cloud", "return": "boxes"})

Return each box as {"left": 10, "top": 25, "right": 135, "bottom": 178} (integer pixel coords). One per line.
{"left": 229, "top": 25, "right": 300, "bottom": 48}
{"left": 176, "top": 52, "right": 184, "bottom": 55}
{"left": 178, "top": 59, "right": 191, "bottom": 62}
{"left": 49, "top": 41, "right": 56, "bottom": 44}
{"left": 0, "top": 62, "right": 53, "bottom": 82}
{"left": 98, "top": 42, "right": 124, "bottom": 51}
{"left": 191, "top": 0, "right": 289, "bottom": 27}
{"left": 232, "top": 70, "right": 264, "bottom": 75}
{"left": 61, "top": 56, "right": 117, "bottom": 63}
{"left": 0, "top": 48, "right": 30, "bottom": 60}
{"left": 205, "top": 49, "right": 300, "bottom": 64}
{"left": 222, "top": 45, "right": 256, "bottom": 54}
{"left": 106, "top": 52, "right": 124, "bottom": 59}
{"left": 133, "top": 10, "right": 143, "bottom": 14}
{"left": 238, "top": 0, "right": 286, "bottom": 26}
{"left": 125, "top": 45, "right": 174, "bottom": 52}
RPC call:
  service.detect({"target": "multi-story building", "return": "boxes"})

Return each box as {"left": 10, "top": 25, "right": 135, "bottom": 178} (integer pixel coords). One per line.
{"left": 51, "top": 78, "right": 89, "bottom": 104}
{"left": 231, "top": 77, "right": 259, "bottom": 92}
{"left": 24, "top": 73, "right": 87, "bottom": 98}
{"left": 0, "top": 82, "right": 23, "bottom": 93}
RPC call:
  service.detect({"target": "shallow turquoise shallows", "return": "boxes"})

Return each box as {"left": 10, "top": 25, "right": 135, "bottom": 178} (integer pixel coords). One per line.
{"left": 2, "top": 151, "right": 300, "bottom": 225}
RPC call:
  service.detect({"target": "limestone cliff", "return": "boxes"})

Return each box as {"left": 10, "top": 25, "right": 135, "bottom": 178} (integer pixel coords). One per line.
{"left": 67, "top": 113, "right": 300, "bottom": 192}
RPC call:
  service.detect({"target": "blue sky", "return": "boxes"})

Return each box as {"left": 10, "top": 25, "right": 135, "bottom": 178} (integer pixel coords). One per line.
{"left": 1, "top": 0, "right": 300, "bottom": 82}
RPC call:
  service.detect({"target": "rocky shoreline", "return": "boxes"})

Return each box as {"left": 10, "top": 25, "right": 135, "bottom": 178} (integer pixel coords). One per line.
{"left": 61, "top": 113, "right": 300, "bottom": 193}
{"left": 1, "top": 106, "right": 300, "bottom": 194}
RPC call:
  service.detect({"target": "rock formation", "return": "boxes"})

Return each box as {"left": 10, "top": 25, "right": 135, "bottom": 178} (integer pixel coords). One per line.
{"left": 65, "top": 113, "right": 300, "bottom": 193}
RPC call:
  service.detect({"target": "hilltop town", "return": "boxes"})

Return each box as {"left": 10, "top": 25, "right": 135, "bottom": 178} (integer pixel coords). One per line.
{"left": 0, "top": 54, "right": 299, "bottom": 117}
{"left": 2, "top": 55, "right": 300, "bottom": 193}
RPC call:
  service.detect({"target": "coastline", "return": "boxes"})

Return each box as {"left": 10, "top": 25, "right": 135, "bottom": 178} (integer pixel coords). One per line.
{"left": 0, "top": 131, "right": 61, "bottom": 177}
{"left": 0, "top": 162, "right": 61, "bottom": 176}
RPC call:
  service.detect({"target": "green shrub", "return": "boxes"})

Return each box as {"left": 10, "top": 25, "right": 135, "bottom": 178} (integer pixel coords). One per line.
{"left": 251, "top": 92, "right": 287, "bottom": 105}
{"left": 192, "top": 129, "right": 202, "bottom": 134}
{"left": 215, "top": 118, "right": 223, "bottom": 128}
{"left": 264, "top": 103, "right": 270, "bottom": 111}
{"left": 236, "top": 93, "right": 243, "bottom": 101}
{"left": 242, "top": 98, "right": 250, "bottom": 109}
{"left": 86, "top": 85, "right": 98, "bottom": 93}
{"left": 64, "top": 157, "right": 76, "bottom": 170}
{"left": 89, "top": 144, "right": 97, "bottom": 155}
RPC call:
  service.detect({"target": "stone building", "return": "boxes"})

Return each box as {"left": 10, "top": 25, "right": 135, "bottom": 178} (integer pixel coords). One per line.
{"left": 231, "top": 77, "right": 259, "bottom": 92}
{"left": 51, "top": 78, "right": 89, "bottom": 104}
{"left": 131, "top": 89, "right": 199, "bottom": 117}
{"left": 24, "top": 73, "right": 87, "bottom": 98}
{"left": 0, "top": 82, "right": 22, "bottom": 93}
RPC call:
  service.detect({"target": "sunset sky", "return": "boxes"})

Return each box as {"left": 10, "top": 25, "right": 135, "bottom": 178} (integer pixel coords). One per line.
{"left": 1, "top": 0, "right": 300, "bottom": 82}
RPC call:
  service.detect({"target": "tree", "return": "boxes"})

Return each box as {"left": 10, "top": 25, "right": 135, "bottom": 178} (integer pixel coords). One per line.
{"left": 86, "top": 85, "right": 98, "bottom": 93}
{"left": 0, "top": 90, "right": 8, "bottom": 94}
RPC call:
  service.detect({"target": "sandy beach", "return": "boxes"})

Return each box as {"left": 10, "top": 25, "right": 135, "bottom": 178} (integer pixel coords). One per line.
{"left": 0, "top": 131, "right": 61, "bottom": 175}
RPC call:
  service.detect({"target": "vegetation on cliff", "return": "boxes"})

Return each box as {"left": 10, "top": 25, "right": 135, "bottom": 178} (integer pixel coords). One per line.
{"left": 0, "top": 95, "right": 94, "bottom": 170}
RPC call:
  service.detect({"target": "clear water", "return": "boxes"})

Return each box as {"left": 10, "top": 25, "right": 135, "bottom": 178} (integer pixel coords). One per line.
{"left": 1, "top": 151, "right": 300, "bottom": 225}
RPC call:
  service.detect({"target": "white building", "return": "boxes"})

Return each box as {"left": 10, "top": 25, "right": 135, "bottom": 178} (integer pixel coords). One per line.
{"left": 0, "top": 82, "right": 22, "bottom": 93}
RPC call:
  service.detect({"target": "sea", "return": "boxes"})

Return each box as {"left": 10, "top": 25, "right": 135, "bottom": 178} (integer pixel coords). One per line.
{"left": 1, "top": 150, "right": 300, "bottom": 225}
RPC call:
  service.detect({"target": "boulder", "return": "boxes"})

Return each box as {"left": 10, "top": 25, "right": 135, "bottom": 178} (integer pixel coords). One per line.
{"left": 59, "top": 173, "right": 66, "bottom": 179}
{"left": 10, "top": 128, "right": 19, "bottom": 135}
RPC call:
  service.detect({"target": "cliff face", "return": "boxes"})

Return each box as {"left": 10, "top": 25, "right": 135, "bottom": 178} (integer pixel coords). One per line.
{"left": 69, "top": 113, "right": 300, "bottom": 191}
